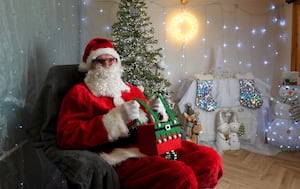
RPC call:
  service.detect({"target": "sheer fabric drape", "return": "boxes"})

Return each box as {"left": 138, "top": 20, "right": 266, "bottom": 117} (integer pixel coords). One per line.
{"left": 0, "top": 0, "right": 80, "bottom": 155}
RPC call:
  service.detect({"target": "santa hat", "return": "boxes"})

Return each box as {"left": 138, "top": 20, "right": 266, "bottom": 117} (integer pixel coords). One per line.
{"left": 79, "top": 38, "right": 121, "bottom": 72}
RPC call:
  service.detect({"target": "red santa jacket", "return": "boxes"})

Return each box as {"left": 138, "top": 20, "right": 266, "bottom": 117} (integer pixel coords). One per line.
{"left": 56, "top": 82, "right": 147, "bottom": 150}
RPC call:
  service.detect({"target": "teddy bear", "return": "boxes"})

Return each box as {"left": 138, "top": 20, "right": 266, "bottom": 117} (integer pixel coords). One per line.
{"left": 228, "top": 112, "right": 241, "bottom": 150}
{"left": 215, "top": 110, "right": 241, "bottom": 153}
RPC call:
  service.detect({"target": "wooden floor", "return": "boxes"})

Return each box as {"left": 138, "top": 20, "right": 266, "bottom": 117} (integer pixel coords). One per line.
{"left": 215, "top": 149, "right": 300, "bottom": 189}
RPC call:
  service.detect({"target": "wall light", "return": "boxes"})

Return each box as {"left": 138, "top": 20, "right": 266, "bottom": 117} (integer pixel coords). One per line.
{"left": 169, "top": 11, "right": 199, "bottom": 43}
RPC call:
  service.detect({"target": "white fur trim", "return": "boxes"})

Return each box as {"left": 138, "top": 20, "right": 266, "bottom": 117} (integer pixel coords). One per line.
{"left": 138, "top": 109, "right": 149, "bottom": 124}
{"left": 99, "top": 147, "right": 147, "bottom": 166}
{"left": 137, "top": 85, "right": 144, "bottom": 92}
{"left": 103, "top": 106, "right": 129, "bottom": 141}
{"left": 88, "top": 48, "right": 120, "bottom": 66}
{"left": 79, "top": 48, "right": 121, "bottom": 73}
{"left": 78, "top": 61, "right": 89, "bottom": 72}
{"left": 113, "top": 96, "right": 125, "bottom": 106}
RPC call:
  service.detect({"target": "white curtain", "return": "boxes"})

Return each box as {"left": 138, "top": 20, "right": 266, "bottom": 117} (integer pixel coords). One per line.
{"left": 0, "top": 0, "right": 81, "bottom": 155}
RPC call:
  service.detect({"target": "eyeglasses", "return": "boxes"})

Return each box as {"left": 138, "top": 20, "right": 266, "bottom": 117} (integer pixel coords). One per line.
{"left": 92, "top": 58, "right": 117, "bottom": 64}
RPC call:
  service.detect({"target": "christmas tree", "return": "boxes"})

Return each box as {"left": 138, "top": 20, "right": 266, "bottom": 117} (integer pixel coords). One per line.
{"left": 111, "top": 0, "right": 171, "bottom": 99}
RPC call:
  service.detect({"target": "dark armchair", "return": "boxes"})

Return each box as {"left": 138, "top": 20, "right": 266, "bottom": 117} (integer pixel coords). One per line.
{"left": 27, "top": 64, "right": 120, "bottom": 189}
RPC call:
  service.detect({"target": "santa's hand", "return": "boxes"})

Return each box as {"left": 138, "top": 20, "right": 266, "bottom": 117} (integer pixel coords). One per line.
{"left": 120, "top": 100, "right": 140, "bottom": 123}
{"left": 103, "top": 100, "right": 140, "bottom": 141}
{"left": 148, "top": 96, "right": 169, "bottom": 122}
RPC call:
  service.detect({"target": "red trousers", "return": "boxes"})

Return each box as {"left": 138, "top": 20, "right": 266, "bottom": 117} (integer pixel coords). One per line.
{"left": 115, "top": 141, "right": 223, "bottom": 189}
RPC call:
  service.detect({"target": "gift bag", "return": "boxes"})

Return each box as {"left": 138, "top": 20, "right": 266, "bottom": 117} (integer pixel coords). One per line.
{"left": 135, "top": 95, "right": 182, "bottom": 156}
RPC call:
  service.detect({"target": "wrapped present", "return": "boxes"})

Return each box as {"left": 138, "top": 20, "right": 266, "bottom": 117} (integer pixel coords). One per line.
{"left": 135, "top": 95, "right": 182, "bottom": 156}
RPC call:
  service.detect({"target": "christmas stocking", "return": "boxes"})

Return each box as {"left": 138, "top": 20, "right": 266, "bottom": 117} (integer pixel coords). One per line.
{"left": 195, "top": 76, "right": 217, "bottom": 112}
{"left": 239, "top": 79, "right": 263, "bottom": 109}
{"left": 237, "top": 73, "right": 263, "bottom": 109}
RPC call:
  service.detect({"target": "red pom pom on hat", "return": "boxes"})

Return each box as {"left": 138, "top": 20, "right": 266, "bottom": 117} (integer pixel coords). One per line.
{"left": 79, "top": 38, "right": 121, "bottom": 72}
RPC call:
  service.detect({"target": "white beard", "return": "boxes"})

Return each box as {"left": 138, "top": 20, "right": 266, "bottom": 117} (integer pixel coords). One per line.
{"left": 84, "top": 63, "right": 130, "bottom": 98}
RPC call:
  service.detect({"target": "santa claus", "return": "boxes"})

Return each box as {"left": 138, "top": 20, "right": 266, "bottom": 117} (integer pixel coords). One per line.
{"left": 57, "top": 38, "right": 223, "bottom": 189}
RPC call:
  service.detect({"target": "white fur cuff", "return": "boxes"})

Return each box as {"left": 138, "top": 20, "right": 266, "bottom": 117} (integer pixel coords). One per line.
{"left": 99, "top": 147, "right": 147, "bottom": 166}
{"left": 103, "top": 107, "right": 129, "bottom": 141}
{"left": 138, "top": 110, "right": 149, "bottom": 124}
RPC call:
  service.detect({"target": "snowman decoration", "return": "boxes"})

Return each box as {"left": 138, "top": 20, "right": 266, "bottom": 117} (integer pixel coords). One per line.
{"left": 268, "top": 75, "right": 300, "bottom": 150}
{"left": 274, "top": 84, "right": 300, "bottom": 122}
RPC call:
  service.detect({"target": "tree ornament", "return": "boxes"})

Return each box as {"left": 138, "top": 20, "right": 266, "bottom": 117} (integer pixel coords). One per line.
{"left": 129, "top": 6, "right": 139, "bottom": 16}
{"left": 140, "top": 27, "right": 145, "bottom": 32}
{"left": 158, "top": 61, "right": 167, "bottom": 69}
{"left": 146, "top": 45, "right": 152, "bottom": 51}
{"left": 136, "top": 56, "right": 142, "bottom": 61}
{"left": 150, "top": 27, "right": 154, "bottom": 33}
